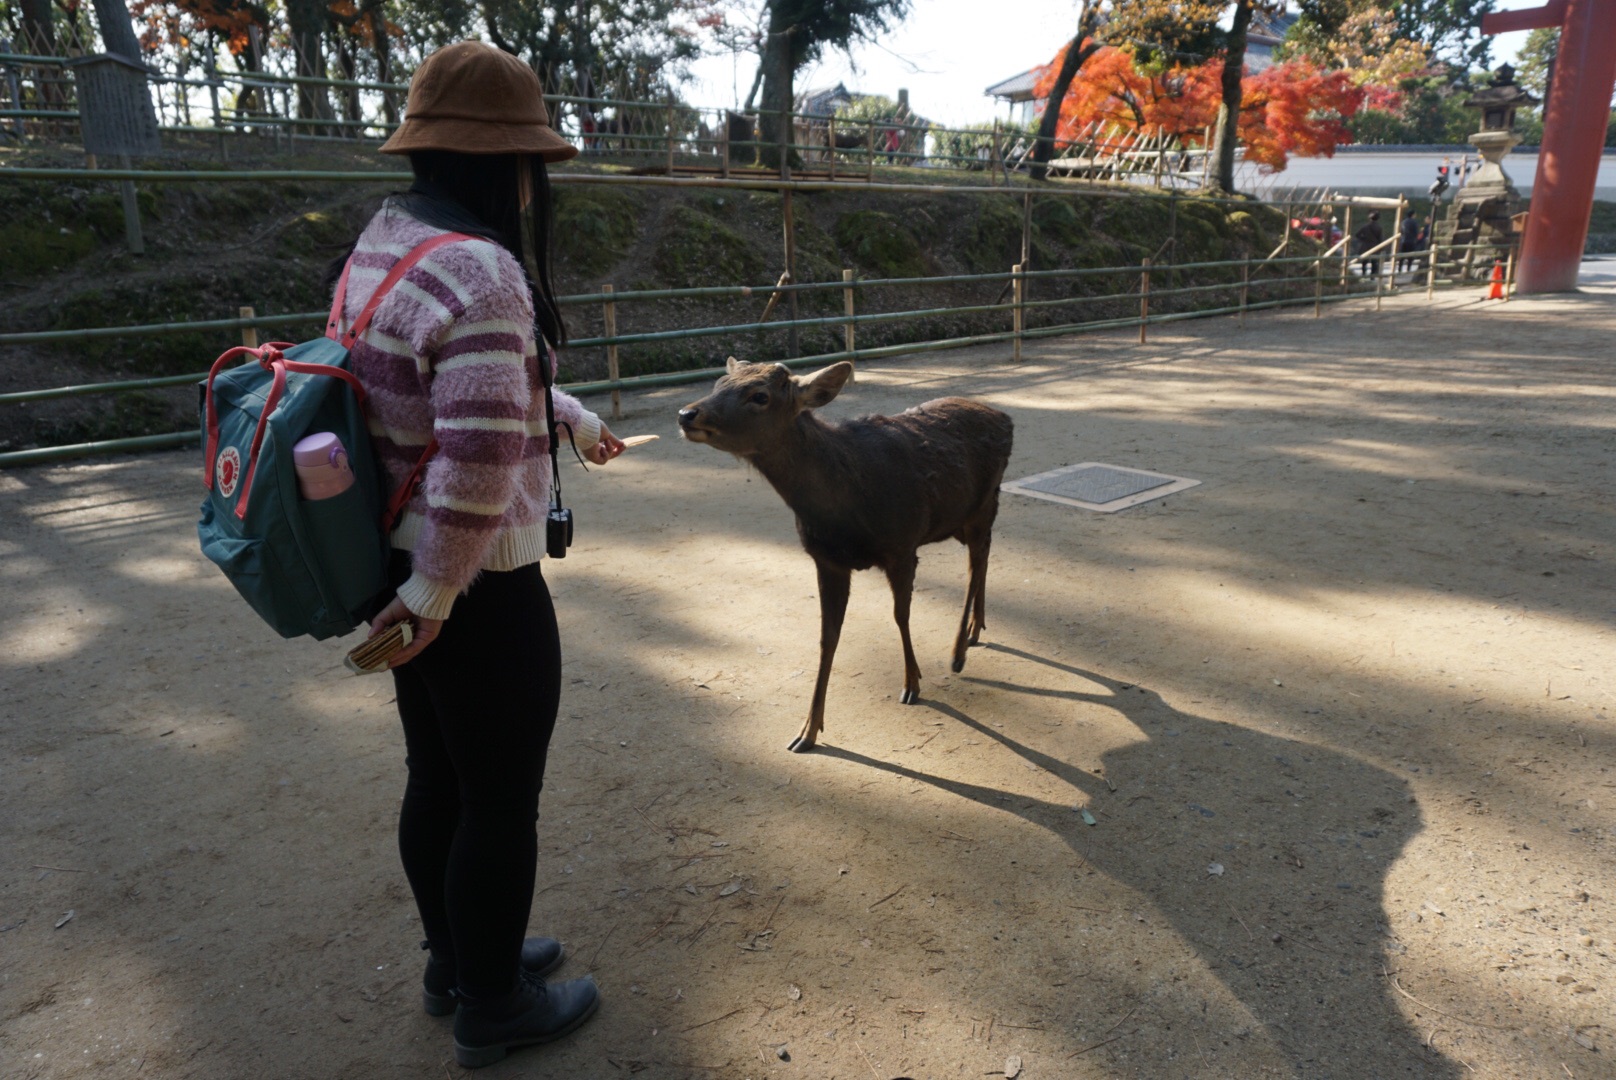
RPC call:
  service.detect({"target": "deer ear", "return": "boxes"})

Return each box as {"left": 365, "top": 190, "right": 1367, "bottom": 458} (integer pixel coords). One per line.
{"left": 792, "top": 362, "right": 853, "bottom": 409}
{"left": 725, "top": 356, "right": 747, "bottom": 375}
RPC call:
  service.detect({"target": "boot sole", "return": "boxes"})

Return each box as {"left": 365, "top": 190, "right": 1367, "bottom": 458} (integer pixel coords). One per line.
{"left": 422, "top": 948, "right": 568, "bottom": 1017}
{"left": 452, "top": 992, "right": 600, "bottom": 1068}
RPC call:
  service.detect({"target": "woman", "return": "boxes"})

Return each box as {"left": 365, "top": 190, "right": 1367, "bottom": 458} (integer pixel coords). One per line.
{"left": 333, "top": 41, "right": 624, "bottom": 1069}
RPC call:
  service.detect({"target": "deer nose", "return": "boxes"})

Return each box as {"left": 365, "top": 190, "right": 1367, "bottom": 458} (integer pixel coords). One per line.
{"left": 677, "top": 408, "right": 699, "bottom": 429}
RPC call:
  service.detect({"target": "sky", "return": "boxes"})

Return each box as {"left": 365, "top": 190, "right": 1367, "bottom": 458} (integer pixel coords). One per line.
{"left": 682, "top": 0, "right": 1549, "bottom": 132}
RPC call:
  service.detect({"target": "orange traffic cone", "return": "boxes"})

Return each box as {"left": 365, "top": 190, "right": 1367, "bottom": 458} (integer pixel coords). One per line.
{"left": 1488, "top": 260, "right": 1505, "bottom": 300}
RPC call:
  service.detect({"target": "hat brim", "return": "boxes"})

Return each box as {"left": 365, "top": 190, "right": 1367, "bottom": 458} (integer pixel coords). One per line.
{"left": 380, "top": 115, "right": 579, "bottom": 162}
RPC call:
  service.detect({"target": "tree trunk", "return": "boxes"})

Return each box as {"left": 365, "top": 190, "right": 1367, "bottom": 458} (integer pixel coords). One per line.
{"left": 286, "top": 0, "right": 333, "bottom": 123}
{"left": 1028, "top": 3, "right": 1099, "bottom": 181}
{"left": 90, "top": 0, "right": 143, "bottom": 61}
{"left": 742, "top": 60, "right": 764, "bottom": 112}
{"left": 757, "top": 1, "right": 795, "bottom": 169}
{"left": 19, "top": 0, "right": 56, "bottom": 53}
{"left": 368, "top": 3, "right": 397, "bottom": 124}
{"left": 1210, "top": 0, "right": 1253, "bottom": 194}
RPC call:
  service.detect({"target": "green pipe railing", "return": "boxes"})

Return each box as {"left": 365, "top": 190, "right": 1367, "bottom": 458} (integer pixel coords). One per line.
{"left": 0, "top": 285, "right": 1398, "bottom": 468}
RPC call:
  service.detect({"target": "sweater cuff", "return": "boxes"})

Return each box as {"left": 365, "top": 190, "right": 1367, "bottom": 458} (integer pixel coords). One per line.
{"left": 569, "top": 410, "right": 601, "bottom": 452}
{"left": 395, "top": 571, "right": 458, "bottom": 622}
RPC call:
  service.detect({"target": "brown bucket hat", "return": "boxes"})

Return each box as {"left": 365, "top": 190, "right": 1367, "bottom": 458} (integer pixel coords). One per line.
{"left": 380, "top": 41, "right": 578, "bottom": 161}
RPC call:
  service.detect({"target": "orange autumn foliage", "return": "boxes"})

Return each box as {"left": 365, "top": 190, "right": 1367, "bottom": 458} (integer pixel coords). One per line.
{"left": 1033, "top": 41, "right": 1366, "bottom": 173}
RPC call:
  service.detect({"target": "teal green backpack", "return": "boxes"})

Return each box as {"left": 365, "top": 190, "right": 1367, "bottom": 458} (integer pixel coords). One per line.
{"left": 197, "top": 232, "right": 472, "bottom": 639}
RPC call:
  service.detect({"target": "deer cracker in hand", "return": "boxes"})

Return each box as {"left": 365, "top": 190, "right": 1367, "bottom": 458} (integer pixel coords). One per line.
{"left": 678, "top": 358, "right": 1014, "bottom": 753}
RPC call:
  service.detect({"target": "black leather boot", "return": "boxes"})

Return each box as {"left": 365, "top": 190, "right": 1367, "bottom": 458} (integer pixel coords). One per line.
{"left": 421, "top": 937, "right": 565, "bottom": 1017}
{"left": 452, "top": 971, "right": 600, "bottom": 1068}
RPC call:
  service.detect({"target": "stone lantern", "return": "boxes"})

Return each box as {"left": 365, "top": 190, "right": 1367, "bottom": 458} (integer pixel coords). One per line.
{"left": 1432, "top": 65, "right": 1539, "bottom": 278}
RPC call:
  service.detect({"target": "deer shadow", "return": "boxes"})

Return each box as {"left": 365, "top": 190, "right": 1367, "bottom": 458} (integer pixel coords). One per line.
{"left": 816, "top": 644, "right": 1456, "bottom": 1078}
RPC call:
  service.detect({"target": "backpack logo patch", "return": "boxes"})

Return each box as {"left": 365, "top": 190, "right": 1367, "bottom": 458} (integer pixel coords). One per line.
{"left": 216, "top": 446, "right": 242, "bottom": 498}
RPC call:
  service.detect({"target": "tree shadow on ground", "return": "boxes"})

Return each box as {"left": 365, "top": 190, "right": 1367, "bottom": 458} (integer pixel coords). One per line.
{"left": 817, "top": 644, "right": 1460, "bottom": 1079}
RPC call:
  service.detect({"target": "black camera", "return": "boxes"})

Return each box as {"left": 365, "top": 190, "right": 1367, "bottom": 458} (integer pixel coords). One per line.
{"left": 546, "top": 506, "right": 573, "bottom": 559}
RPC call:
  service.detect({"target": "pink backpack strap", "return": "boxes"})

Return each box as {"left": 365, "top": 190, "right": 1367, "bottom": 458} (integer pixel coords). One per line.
{"left": 325, "top": 231, "right": 481, "bottom": 347}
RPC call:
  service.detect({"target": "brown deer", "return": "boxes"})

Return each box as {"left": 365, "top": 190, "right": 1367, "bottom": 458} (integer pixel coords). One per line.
{"left": 678, "top": 359, "right": 1014, "bottom": 752}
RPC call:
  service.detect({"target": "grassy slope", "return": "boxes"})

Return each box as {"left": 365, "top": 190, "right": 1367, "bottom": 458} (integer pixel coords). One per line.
{"left": 1, "top": 146, "right": 1295, "bottom": 451}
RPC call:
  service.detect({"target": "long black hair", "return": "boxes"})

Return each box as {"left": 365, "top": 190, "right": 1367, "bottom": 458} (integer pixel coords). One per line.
{"left": 328, "top": 150, "right": 567, "bottom": 348}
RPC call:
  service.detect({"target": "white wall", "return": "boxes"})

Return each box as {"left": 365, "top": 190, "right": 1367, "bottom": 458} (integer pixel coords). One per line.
{"left": 1243, "top": 148, "right": 1616, "bottom": 202}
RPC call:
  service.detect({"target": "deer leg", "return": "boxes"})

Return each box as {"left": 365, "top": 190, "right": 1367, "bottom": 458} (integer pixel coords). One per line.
{"left": 951, "top": 527, "right": 992, "bottom": 673}
{"left": 968, "top": 526, "right": 994, "bottom": 645}
{"left": 886, "top": 553, "right": 922, "bottom": 705}
{"left": 792, "top": 559, "right": 851, "bottom": 753}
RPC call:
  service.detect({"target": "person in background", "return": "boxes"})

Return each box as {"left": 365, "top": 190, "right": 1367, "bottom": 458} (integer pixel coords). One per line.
{"left": 1355, "top": 211, "right": 1384, "bottom": 277}
{"left": 1398, "top": 212, "right": 1424, "bottom": 273}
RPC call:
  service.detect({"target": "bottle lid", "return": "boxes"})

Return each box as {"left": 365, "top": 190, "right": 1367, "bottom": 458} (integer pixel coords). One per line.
{"left": 293, "top": 432, "right": 346, "bottom": 469}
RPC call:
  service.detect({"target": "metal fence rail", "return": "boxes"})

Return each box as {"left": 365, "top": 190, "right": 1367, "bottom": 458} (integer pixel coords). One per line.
{"left": 0, "top": 237, "right": 1510, "bottom": 468}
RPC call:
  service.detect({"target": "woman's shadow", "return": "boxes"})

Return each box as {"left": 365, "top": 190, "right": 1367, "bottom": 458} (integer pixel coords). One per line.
{"left": 818, "top": 644, "right": 1460, "bottom": 1078}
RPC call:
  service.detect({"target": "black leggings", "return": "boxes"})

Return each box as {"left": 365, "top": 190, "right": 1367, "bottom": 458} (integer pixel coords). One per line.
{"left": 387, "top": 552, "right": 562, "bottom": 1000}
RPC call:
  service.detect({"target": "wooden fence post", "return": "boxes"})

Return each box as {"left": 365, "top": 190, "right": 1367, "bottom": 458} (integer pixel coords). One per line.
{"left": 1503, "top": 248, "right": 1515, "bottom": 302}
{"left": 1020, "top": 192, "right": 1032, "bottom": 273}
{"left": 665, "top": 94, "right": 676, "bottom": 175}
{"left": 1139, "top": 257, "right": 1151, "bottom": 344}
{"left": 1012, "top": 263, "right": 1024, "bottom": 361}
{"left": 1426, "top": 238, "right": 1438, "bottom": 300}
{"left": 842, "top": 268, "right": 856, "bottom": 380}
{"left": 1314, "top": 254, "right": 1323, "bottom": 317}
{"left": 602, "top": 283, "right": 621, "bottom": 420}
{"left": 867, "top": 119, "right": 876, "bottom": 180}
{"left": 720, "top": 112, "right": 730, "bottom": 179}
{"left": 782, "top": 188, "right": 799, "bottom": 357}
{"left": 1340, "top": 205, "right": 1352, "bottom": 289}
{"left": 1240, "top": 258, "right": 1250, "bottom": 328}
{"left": 828, "top": 115, "right": 837, "bottom": 181}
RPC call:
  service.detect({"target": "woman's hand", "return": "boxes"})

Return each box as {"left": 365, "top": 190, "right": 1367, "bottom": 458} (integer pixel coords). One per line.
{"left": 368, "top": 595, "right": 443, "bottom": 667}
{"left": 584, "top": 423, "right": 626, "bottom": 466}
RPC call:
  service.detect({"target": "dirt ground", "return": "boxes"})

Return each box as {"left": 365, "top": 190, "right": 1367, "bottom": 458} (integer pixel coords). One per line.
{"left": 1, "top": 282, "right": 1612, "bottom": 1080}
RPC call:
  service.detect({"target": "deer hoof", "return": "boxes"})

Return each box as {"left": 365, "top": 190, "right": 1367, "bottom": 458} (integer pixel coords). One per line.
{"left": 788, "top": 736, "right": 816, "bottom": 753}
{"left": 900, "top": 687, "right": 919, "bottom": 705}
{"left": 950, "top": 655, "right": 965, "bottom": 674}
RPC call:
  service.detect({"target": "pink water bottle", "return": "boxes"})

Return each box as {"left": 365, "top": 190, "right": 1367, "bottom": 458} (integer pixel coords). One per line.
{"left": 293, "top": 432, "right": 355, "bottom": 500}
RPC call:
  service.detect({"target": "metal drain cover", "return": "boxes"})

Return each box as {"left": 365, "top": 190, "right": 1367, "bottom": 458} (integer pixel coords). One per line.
{"left": 1003, "top": 462, "right": 1200, "bottom": 513}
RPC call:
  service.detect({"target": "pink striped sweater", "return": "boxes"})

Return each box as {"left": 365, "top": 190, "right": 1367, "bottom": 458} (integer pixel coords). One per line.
{"left": 339, "top": 205, "right": 601, "bottom": 621}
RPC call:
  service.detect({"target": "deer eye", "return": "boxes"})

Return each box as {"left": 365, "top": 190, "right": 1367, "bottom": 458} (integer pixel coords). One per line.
{"left": 748, "top": 391, "right": 769, "bottom": 406}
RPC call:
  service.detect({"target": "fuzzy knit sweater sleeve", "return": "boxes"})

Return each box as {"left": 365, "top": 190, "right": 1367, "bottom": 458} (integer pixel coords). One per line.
{"left": 345, "top": 211, "right": 601, "bottom": 622}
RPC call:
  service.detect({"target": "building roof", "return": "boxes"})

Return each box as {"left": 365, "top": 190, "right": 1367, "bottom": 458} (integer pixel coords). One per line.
{"left": 1247, "top": 9, "right": 1298, "bottom": 47}
{"left": 797, "top": 83, "right": 855, "bottom": 117}
{"left": 984, "top": 68, "right": 1042, "bottom": 102}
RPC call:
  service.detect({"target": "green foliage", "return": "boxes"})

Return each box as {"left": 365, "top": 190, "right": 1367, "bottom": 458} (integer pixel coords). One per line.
{"left": 1515, "top": 27, "right": 1557, "bottom": 98}
{"left": 1289, "top": 0, "right": 1495, "bottom": 70}
{"left": 964, "top": 197, "right": 1023, "bottom": 272}
{"left": 1349, "top": 73, "right": 1487, "bottom": 144}
{"left": 553, "top": 187, "right": 640, "bottom": 276}
{"left": 768, "top": 0, "right": 912, "bottom": 68}
{"left": 274, "top": 211, "right": 356, "bottom": 258}
{"left": 652, "top": 205, "right": 766, "bottom": 287}
{"left": 833, "top": 209, "right": 927, "bottom": 278}
{"left": 928, "top": 122, "right": 1034, "bottom": 169}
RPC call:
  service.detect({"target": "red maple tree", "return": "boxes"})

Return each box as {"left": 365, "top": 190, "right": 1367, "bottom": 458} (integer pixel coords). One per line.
{"left": 1033, "top": 42, "right": 1367, "bottom": 173}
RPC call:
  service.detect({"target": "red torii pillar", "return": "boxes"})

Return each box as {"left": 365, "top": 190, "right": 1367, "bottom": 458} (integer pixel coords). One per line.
{"left": 1482, "top": 0, "right": 1616, "bottom": 292}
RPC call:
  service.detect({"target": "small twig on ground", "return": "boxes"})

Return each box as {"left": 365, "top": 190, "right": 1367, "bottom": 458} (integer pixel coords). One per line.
{"left": 938, "top": 830, "right": 976, "bottom": 842}
{"left": 1231, "top": 910, "right": 1254, "bottom": 939}
{"left": 679, "top": 1007, "right": 743, "bottom": 1034}
{"left": 1382, "top": 966, "right": 1515, "bottom": 1030}
{"left": 685, "top": 906, "right": 719, "bottom": 948}
{"left": 855, "top": 1039, "right": 880, "bottom": 1078}
{"left": 868, "top": 884, "right": 906, "bottom": 911}
{"left": 31, "top": 864, "right": 89, "bottom": 873}
{"left": 761, "top": 892, "right": 786, "bottom": 932}
{"left": 587, "top": 921, "right": 619, "bottom": 972}
{"left": 633, "top": 909, "right": 680, "bottom": 948}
